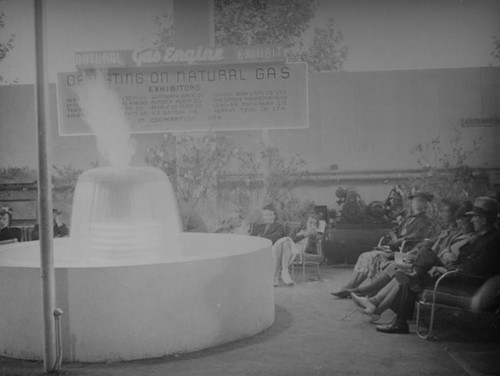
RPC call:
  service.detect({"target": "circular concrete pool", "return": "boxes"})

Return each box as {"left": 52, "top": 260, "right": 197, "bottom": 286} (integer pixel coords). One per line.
{"left": 0, "top": 233, "right": 274, "bottom": 362}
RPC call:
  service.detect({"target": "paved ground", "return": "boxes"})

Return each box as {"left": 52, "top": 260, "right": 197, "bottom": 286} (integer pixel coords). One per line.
{"left": 1, "top": 265, "right": 499, "bottom": 376}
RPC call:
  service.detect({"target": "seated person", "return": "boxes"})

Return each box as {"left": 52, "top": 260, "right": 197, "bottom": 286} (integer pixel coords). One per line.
{"left": 271, "top": 214, "right": 321, "bottom": 286}
{"left": 250, "top": 204, "right": 286, "bottom": 285}
{"left": 376, "top": 196, "right": 500, "bottom": 334}
{"left": 293, "top": 214, "right": 321, "bottom": 258}
{"left": 316, "top": 211, "right": 327, "bottom": 234}
{"left": 0, "top": 207, "right": 22, "bottom": 243}
{"left": 31, "top": 208, "right": 70, "bottom": 240}
{"left": 331, "top": 192, "right": 435, "bottom": 298}
{"left": 350, "top": 200, "right": 474, "bottom": 320}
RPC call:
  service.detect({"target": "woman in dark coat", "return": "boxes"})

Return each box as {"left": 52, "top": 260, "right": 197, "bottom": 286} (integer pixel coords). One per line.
{"left": 0, "top": 207, "right": 21, "bottom": 243}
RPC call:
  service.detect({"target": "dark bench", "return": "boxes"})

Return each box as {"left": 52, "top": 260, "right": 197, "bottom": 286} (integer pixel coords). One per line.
{"left": 415, "top": 270, "right": 500, "bottom": 339}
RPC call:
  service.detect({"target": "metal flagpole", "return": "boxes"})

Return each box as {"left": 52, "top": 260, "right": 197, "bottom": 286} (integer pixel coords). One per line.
{"left": 33, "top": 0, "right": 57, "bottom": 372}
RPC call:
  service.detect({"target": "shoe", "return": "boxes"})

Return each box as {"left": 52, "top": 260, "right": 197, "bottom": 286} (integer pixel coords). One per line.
{"left": 331, "top": 290, "right": 350, "bottom": 299}
{"left": 274, "top": 276, "right": 280, "bottom": 287}
{"left": 281, "top": 271, "right": 295, "bottom": 286}
{"left": 368, "top": 314, "right": 382, "bottom": 324}
{"left": 376, "top": 318, "right": 409, "bottom": 334}
{"left": 350, "top": 293, "right": 377, "bottom": 315}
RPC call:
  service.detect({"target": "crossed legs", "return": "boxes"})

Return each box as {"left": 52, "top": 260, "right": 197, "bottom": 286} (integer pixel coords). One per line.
{"left": 351, "top": 278, "right": 401, "bottom": 317}
{"left": 273, "top": 238, "right": 296, "bottom": 286}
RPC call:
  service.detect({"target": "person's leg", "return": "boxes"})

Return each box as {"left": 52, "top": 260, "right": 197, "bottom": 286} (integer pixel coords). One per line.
{"left": 376, "top": 280, "right": 416, "bottom": 334}
{"left": 331, "top": 251, "right": 372, "bottom": 297}
{"left": 372, "top": 279, "right": 401, "bottom": 315}
{"left": 280, "top": 239, "right": 296, "bottom": 285}
{"left": 331, "top": 271, "right": 367, "bottom": 297}
{"left": 272, "top": 244, "right": 283, "bottom": 286}
{"left": 351, "top": 271, "right": 392, "bottom": 296}
{"left": 351, "top": 278, "right": 401, "bottom": 318}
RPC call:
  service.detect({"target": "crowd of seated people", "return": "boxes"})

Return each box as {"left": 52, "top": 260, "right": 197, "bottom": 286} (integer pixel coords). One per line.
{"left": 339, "top": 196, "right": 500, "bottom": 334}
{"left": 347, "top": 199, "right": 474, "bottom": 321}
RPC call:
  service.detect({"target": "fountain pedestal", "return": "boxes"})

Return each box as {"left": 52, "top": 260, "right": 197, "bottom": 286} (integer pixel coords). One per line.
{"left": 0, "top": 234, "right": 274, "bottom": 362}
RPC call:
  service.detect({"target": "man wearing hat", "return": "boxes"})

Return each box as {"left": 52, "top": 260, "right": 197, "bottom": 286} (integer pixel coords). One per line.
{"left": 376, "top": 196, "right": 500, "bottom": 334}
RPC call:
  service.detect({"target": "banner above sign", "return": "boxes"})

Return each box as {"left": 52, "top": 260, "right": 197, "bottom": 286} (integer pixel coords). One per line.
{"left": 57, "top": 62, "right": 308, "bottom": 135}
{"left": 75, "top": 45, "right": 286, "bottom": 69}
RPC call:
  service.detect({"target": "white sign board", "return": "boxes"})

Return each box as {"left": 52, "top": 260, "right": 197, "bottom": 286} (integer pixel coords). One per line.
{"left": 57, "top": 62, "right": 308, "bottom": 135}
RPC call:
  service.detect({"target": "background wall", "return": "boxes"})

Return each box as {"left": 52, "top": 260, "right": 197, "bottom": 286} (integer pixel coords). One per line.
{"left": 1, "top": 67, "right": 499, "bottom": 206}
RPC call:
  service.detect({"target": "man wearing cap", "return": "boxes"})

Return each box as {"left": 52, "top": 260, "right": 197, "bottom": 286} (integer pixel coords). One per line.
{"left": 376, "top": 196, "right": 500, "bottom": 334}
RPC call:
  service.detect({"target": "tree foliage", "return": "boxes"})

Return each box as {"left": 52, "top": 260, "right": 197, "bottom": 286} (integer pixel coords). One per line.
{"left": 297, "top": 18, "right": 348, "bottom": 72}
{"left": 0, "top": 2, "right": 16, "bottom": 84}
{"left": 214, "top": 0, "right": 317, "bottom": 47}
{"left": 145, "top": 133, "right": 237, "bottom": 207}
{"left": 213, "top": 0, "right": 347, "bottom": 72}
{"left": 139, "top": 13, "right": 174, "bottom": 49}
{"left": 221, "top": 143, "right": 310, "bottom": 221}
{"left": 408, "top": 128, "right": 487, "bottom": 203}
{"left": 491, "top": 35, "right": 500, "bottom": 65}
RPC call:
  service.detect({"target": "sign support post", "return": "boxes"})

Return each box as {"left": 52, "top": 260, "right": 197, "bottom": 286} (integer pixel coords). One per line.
{"left": 34, "top": 0, "right": 57, "bottom": 372}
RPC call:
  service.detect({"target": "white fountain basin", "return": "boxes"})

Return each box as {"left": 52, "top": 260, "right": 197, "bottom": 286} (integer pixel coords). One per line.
{"left": 0, "top": 233, "right": 274, "bottom": 362}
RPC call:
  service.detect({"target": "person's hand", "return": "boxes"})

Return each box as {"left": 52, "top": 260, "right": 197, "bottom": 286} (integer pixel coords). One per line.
{"left": 297, "top": 229, "right": 307, "bottom": 237}
{"left": 54, "top": 214, "right": 64, "bottom": 227}
{"left": 389, "top": 238, "right": 402, "bottom": 246}
{"left": 428, "top": 266, "right": 447, "bottom": 278}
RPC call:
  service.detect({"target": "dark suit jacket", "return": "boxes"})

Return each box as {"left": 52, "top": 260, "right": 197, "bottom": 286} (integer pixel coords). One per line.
{"left": 397, "top": 212, "right": 434, "bottom": 240}
{"left": 457, "top": 228, "right": 500, "bottom": 280}
{"left": 0, "top": 226, "right": 22, "bottom": 242}
{"left": 250, "top": 221, "right": 285, "bottom": 245}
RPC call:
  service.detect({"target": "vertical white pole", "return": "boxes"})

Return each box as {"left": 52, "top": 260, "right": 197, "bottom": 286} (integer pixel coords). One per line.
{"left": 33, "top": 0, "right": 57, "bottom": 372}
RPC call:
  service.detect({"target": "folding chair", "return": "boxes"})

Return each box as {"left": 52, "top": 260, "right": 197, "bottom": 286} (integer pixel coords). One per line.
{"left": 291, "top": 236, "right": 322, "bottom": 282}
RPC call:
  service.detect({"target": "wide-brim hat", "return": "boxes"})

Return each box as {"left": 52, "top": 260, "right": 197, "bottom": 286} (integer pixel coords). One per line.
{"left": 454, "top": 201, "right": 473, "bottom": 219}
{"left": 465, "top": 196, "right": 498, "bottom": 218}
{"left": 408, "top": 192, "right": 434, "bottom": 202}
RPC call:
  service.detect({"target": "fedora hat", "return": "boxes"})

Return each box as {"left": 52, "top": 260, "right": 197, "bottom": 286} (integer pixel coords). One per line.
{"left": 465, "top": 196, "right": 498, "bottom": 218}
{"left": 408, "top": 192, "right": 434, "bottom": 202}
{"left": 454, "top": 201, "right": 473, "bottom": 219}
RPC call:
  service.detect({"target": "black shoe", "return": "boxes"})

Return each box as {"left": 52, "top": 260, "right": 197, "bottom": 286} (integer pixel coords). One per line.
{"left": 376, "top": 318, "right": 409, "bottom": 334}
{"left": 331, "top": 290, "right": 350, "bottom": 299}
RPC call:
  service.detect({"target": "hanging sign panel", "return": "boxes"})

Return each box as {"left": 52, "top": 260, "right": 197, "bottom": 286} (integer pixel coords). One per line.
{"left": 56, "top": 62, "right": 308, "bottom": 135}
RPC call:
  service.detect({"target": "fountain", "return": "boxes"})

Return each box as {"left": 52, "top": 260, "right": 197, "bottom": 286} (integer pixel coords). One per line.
{"left": 0, "top": 74, "right": 274, "bottom": 362}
